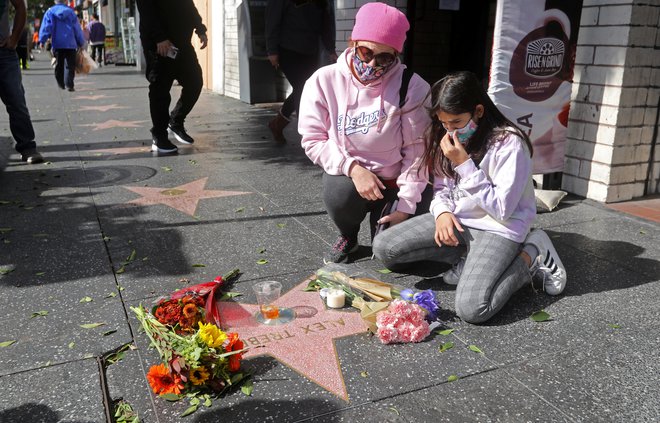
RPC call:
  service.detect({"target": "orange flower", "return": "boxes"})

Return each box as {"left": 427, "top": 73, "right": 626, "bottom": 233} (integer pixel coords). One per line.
{"left": 182, "top": 303, "right": 198, "bottom": 319}
{"left": 225, "top": 332, "right": 244, "bottom": 372}
{"left": 146, "top": 363, "right": 184, "bottom": 395}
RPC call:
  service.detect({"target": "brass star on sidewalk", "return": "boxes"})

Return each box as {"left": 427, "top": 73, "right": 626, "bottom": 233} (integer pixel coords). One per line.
{"left": 123, "top": 177, "right": 252, "bottom": 216}
{"left": 79, "top": 104, "right": 128, "bottom": 112}
{"left": 220, "top": 279, "right": 368, "bottom": 401}
{"left": 80, "top": 119, "right": 148, "bottom": 131}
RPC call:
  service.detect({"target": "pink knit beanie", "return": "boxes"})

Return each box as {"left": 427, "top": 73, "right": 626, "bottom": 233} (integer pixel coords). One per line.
{"left": 351, "top": 2, "right": 410, "bottom": 52}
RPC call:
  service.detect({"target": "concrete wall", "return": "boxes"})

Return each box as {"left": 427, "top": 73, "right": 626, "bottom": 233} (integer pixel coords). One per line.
{"left": 563, "top": 0, "right": 660, "bottom": 202}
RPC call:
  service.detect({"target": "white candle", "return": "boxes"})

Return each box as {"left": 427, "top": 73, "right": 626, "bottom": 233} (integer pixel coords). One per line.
{"left": 326, "top": 289, "right": 345, "bottom": 308}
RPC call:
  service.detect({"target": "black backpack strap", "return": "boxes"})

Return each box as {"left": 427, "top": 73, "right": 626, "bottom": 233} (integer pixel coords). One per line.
{"left": 399, "top": 67, "right": 414, "bottom": 108}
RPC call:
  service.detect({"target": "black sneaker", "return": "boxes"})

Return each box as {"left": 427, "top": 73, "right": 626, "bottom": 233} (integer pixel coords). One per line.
{"left": 151, "top": 136, "right": 178, "bottom": 154}
{"left": 323, "top": 235, "right": 359, "bottom": 264}
{"left": 168, "top": 124, "right": 194, "bottom": 145}
{"left": 67, "top": 87, "right": 75, "bottom": 92}
{"left": 21, "top": 149, "right": 44, "bottom": 164}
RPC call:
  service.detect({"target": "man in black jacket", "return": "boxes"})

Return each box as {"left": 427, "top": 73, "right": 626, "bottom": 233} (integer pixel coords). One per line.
{"left": 136, "top": 0, "right": 208, "bottom": 154}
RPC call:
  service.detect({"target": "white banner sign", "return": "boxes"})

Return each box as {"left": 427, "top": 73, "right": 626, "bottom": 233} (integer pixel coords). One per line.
{"left": 488, "top": 0, "right": 583, "bottom": 174}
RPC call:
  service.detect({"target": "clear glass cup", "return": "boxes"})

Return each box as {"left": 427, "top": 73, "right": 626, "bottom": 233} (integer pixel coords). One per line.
{"left": 253, "top": 281, "right": 282, "bottom": 320}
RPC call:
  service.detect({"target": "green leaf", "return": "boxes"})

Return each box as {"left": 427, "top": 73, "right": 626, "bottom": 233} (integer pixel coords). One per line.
{"left": 180, "top": 404, "right": 198, "bottom": 417}
{"left": 0, "top": 268, "right": 15, "bottom": 275}
{"left": 531, "top": 310, "right": 551, "bottom": 322}
{"left": 0, "top": 340, "right": 16, "bottom": 347}
{"left": 439, "top": 341, "right": 454, "bottom": 353}
{"left": 235, "top": 207, "right": 245, "bottom": 213}
{"left": 79, "top": 296, "right": 93, "bottom": 303}
{"left": 468, "top": 345, "right": 483, "bottom": 354}
{"left": 106, "top": 351, "right": 124, "bottom": 365}
{"left": 68, "top": 342, "right": 75, "bottom": 349}
{"left": 256, "top": 259, "right": 268, "bottom": 265}
{"left": 105, "top": 292, "right": 117, "bottom": 298}
{"left": 126, "top": 249, "right": 137, "bottom": 262}
{"left": 161, "top": 393, "right": 181, "bottom": 402}
{"left": 0, "top": 227, "right": 12, "bottom": 233}
{"left": 80, "top": 322, "right": 105, "bottom": 329}
{"left": 192, "top": 264, "right": 206, "bottom": 268}
{"left": 607, "top": 323, "right": 621, "bottom": 329}
{"left": 31, "top": 310, "right": 48, "bottom": 318}
{"left": 161, "top": 166, "right": 172, "bottom": 172}
{"left": 257, "top": 247, "right": 266, "bottom": 254}
{"left": 103, "top": 236, "right": 111, "bottom": 242}
{"left": 388, "top": 407, "right": 400, "bottom": 416}
{"left": 360, "top": 371, "right": 369, "bottom": 378}
{"left": 437, "top": 328, "right": 455, "bottom": 336}
{"left": 204, "top": 397, "right": 212, "bottom": 407}
{"left": 240, "top": 379, "right": 254, "bottom": 396}
{"left": 35, "top": 272, "right": 46, "bottom": 276}
{"left": 103, "top": 330, "right": 117, "bottom": 336}
{"left": 447, "top": 374, "right": 459, "bottom": 382}
{"left": 188, "top": 159, "right": 198, "bottom": 165}
{"left": 377, "top": 268, "right": 392, "bottom": 274}
{"left": 276, "top": 223, "right": 286, "bottom": 229}
{"left": 115, "top": 265, "right": 125, "bottom": 274}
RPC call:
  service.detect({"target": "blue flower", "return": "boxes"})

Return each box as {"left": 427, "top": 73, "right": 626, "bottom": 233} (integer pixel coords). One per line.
{"left": 399, "top": 289, "right": 415, "bottom": 301}
{"left": 413, "top": 290, "right": 440, "bottom": 320}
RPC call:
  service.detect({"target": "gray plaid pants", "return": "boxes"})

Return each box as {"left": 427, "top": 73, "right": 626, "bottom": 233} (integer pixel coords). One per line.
{"left": 372, "top": 213, "right": 531, "bottom": 323}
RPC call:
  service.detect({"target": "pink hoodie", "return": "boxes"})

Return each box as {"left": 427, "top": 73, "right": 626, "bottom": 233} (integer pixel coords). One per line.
{"left": 298, "top": 49, "right": 431, "bottom": 214}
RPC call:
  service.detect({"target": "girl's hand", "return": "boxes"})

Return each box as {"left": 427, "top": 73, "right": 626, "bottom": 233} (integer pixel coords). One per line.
{"left": 349, "top": 164, "right": 385, "bottom": 201}
{"left": 434, "top": 212, "right": 464, "bottom": 247}
{"left": 439, "top": 133, "right": 470, "bottom": 166}
{"left": 377, "top": 210, "right": 409, "bottom": 227}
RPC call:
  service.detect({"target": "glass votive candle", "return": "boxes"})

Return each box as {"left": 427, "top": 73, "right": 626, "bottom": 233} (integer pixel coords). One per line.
{"left": 326, "top": 288, "right": 346, "bottom": 308}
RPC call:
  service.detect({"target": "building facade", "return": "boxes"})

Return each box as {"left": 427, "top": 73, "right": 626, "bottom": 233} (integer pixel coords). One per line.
{"left": 190, "top": 0, "right": 659, "bottom": 203}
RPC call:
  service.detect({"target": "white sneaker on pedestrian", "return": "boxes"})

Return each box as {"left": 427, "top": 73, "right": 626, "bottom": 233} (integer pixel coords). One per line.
{"left": 442, "top": 257, "right": 464, "bottom": 285}
{"left": 526, "top": 229, "right": 567, "bottom": 295}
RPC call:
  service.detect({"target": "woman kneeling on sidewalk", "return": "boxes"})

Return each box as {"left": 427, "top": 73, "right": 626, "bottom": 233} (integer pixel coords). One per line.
{"left": 373, "top": 71, "right": 567, "bottom": 324}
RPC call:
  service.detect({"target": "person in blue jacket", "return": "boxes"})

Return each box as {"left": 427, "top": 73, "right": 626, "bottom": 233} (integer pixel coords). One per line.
{"left": 39, "top": 0, "right": 84, "bottom": 92}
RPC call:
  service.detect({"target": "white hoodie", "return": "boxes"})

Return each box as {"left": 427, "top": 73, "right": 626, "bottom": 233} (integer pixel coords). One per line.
{"left": 298, "top": 48, "right": 431, "bottom": 214}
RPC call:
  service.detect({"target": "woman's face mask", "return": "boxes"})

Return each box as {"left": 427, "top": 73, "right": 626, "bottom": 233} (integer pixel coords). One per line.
{"left": 352, "top": 46, "right": 396, "bottom": 83}
{"left": 447, "top": 118, "right": 478, "bottom": 144}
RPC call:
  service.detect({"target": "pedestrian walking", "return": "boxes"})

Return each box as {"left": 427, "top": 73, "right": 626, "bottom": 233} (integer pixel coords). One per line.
{"left": 88, "top": 13, "right": 105, "bottom": 66}
{"left": 298, "top": 2, "right": 431, "bottom": 263}
{"left": 136, "top": 0, "right": 208, "bottom": 154}
{"left": 265, "top": 0, "right": 336, "bottom": 143}
{"left": 372, "top": 71, "right": 567, "bottom": 324}
{"left": 38, "top": 0, "right": 85, "bottom": 92}
{"left": 0, "top": 0, "right": 44, "bottom": 163}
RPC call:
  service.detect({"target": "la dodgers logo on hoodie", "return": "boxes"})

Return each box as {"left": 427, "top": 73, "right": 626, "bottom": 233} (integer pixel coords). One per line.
{"left": 337, "top": 109, "right": 387, "bottom": 136}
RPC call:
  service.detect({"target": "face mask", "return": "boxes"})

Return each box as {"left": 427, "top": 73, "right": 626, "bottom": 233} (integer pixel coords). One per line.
{"left": 447, "top": 119, "right": 478, "bottom": 144}
{"left": 352, "top": 50, "right": 395, "bottom": 83}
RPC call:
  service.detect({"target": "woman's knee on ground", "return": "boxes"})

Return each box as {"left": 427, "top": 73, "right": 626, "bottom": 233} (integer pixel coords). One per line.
{"left": 454, "top": 297, "right": 492, "bottom": 324}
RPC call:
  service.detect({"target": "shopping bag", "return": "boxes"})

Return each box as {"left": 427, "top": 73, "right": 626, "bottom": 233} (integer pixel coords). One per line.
{"left": 76, "top": 49, "right": 98, "bottom": 74}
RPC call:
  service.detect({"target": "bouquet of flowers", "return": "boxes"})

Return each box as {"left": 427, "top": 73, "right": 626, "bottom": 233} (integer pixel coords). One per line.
{"left": 131, "top": 270, "right": 251, "bottom": 417}
{"left": 306, "top": 265, "right": 441, "bottom": 344}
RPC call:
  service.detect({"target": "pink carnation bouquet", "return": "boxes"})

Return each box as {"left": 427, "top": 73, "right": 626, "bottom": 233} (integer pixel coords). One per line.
{"left": 375, "top": 299, "right": 431, "bottom": 344}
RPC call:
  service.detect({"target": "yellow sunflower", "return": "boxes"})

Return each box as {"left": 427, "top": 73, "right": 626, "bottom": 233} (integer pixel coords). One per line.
{"left": 189, "top": 366, "right": 210, "bottom": 385}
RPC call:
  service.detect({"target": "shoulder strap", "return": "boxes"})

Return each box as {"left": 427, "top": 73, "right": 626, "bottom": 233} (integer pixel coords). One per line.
{"left": 399, "top": 67, "right": 414, "bottom": 108}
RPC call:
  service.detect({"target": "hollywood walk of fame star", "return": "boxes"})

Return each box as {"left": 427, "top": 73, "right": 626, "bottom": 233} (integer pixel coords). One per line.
{"left": 219, "top": 279, "right": 368, "bottom": 401}
{"left": 73, "top": 94, "right": 112, "bottom": 100}
{"left": 123, "top": 177, "right": 252, "bottom": 216}
{"left": 80, "top": 119, "right": 148, "bottom": 131}
{"left": 87, "top": 146, "right": 150, "bottom": 155}
{"left": 79, "top": 104, "right": 128, "bottom": 112}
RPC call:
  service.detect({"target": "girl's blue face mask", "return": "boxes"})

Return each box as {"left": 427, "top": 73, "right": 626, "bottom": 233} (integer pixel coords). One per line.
{"left": 448, "top": 118, "right": 478, "bottom": 144}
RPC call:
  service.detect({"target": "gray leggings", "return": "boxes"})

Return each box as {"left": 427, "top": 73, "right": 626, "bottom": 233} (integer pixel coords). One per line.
{"left": 372, "top": 213, "right": 531, "bottom": 323}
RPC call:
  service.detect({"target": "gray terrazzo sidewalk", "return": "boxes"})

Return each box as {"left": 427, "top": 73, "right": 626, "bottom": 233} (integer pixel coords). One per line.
{"left": 0, "top": 52, "right": 658, "bottom": 423}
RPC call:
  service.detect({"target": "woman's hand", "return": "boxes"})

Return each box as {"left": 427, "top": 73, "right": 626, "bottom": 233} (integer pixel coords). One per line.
{"left": 349, "top": 163, "right": 385, "bottom": 201}
{"left": 434, "top": 212, "right": 464, "bottom": 247}
{"left": 439, "top": 133, "right": 470, "bottom": 166}
{"left": 268, "top": 54, "right": 279, "bottom": 69}
{"left": 377, "top": 210, "right": 409, "bottom": 227}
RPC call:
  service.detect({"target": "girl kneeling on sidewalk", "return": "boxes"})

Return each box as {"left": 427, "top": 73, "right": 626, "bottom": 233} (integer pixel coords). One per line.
{"left": 372, "top": 71, "right": 567, "bottom": 324}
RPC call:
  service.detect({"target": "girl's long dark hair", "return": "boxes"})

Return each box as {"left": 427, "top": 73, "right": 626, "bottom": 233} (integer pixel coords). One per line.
{"left": 421, "top": 71, "right": 533, "bottom": 179}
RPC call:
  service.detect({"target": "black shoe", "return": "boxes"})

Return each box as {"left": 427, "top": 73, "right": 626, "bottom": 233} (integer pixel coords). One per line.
{"left": 67, "top": 87, "right": 75, "bottom": 92}
{"left": 323, "top": 235, "right": 359, "bottom": 264}
{"left": 151, "top": 136, "right": 178, "bottom": 154}
{"left": 21, "top": 149, "right": 44, "bottom": 164}
{"left": 168, "top": 124, "right": 194, "bottom": 145}
{"left": 57, "top": 83, "right": 65, "bottom": 90}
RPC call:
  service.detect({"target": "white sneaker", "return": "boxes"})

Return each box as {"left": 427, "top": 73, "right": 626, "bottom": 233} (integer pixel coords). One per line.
{"left": 526, "top": 229, "right": 567, "bottom": 295}
{"left": 442, "top": 257, "right": 464, "bottom": 285}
